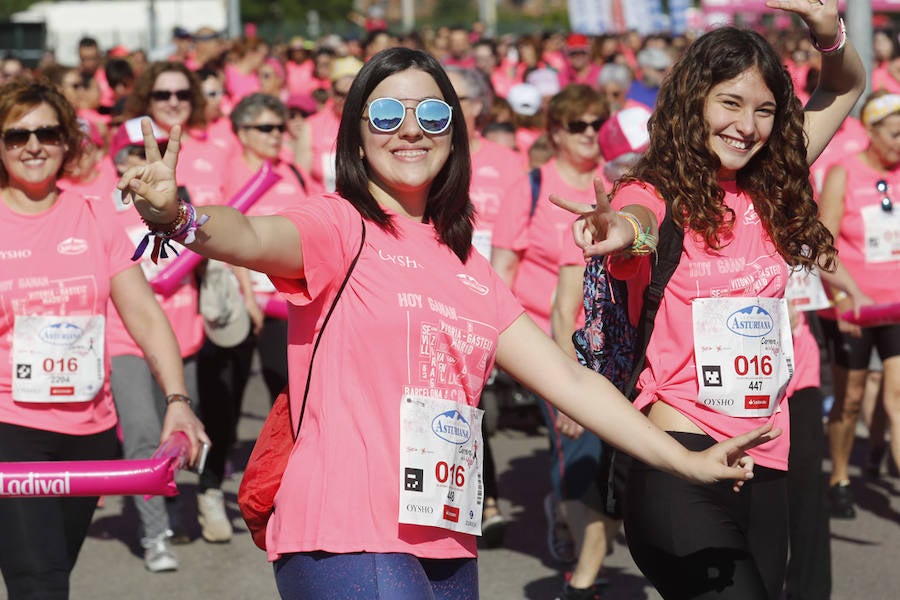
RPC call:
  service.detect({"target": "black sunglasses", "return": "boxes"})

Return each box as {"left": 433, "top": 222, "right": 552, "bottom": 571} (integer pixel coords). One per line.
{"left": 565, "top": 118, "right": 604, "bottom": 134}
{"left": 876, "top": 179, "right": 894, "bottom": 213}
{"left": 2, "top": 125, "right": 65, "bottom": 149}
{"left": 150, "top": 89, "right": 192, "bottom": 102}
{"left": 242, "top": 123, "right": 286, "bottom": 134}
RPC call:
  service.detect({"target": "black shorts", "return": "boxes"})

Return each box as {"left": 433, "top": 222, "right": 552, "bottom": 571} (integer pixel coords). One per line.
{"left": 820, "top": 318, "right": 900, "bottom": 370}
{"left": 623, "top": 431, "right": 788, "bottom": 600}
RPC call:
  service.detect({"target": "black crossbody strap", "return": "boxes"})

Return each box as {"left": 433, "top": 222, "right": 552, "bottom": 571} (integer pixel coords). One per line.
{"left": 291, "top": 217, "right": 366, "bottom": 439}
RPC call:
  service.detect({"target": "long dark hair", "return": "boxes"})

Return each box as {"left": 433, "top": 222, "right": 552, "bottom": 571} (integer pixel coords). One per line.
{"left": 620, "top": 27, "right": 834, "bottom": 271}
{"left": 335, "top": 47, "right": 474, "bottom": 263}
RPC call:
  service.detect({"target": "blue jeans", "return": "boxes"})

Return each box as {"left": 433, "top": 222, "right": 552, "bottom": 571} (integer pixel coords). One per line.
{"left": 273, "top": 551, "right": 478, "bottom": 600}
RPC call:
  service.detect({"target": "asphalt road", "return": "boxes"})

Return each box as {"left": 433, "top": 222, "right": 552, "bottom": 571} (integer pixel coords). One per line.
{"left": 4, "top": 371, "right": 899, "bottom": 599}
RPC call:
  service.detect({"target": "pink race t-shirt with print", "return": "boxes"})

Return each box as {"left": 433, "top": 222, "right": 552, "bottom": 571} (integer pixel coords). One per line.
{"left": 492, "top": 158, "right": 604, "bottom": 334}
{"left": 265, "top": 194, "right": 523, "bottom": 561}
{"left": 305, "top": 108, "right": 341, "bottom": 191}
{"left": 469, "top": 135, "right": 528, "bottom": 259}
{"left": 610, "top": 181, "right": 791, "bottom": 470}
{"left": 176, "top": 131, "right": 229, "bottom": 207}
{"left": 0, "top": 192, "right": 134, "bottom": 434}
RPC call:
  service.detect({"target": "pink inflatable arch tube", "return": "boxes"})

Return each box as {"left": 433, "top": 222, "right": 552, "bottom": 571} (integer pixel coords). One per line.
{"left": 0, "top": 432, "right": 192, "bottom": 498}
{"left": 839, "top": 301, "right": 900, "bottom": 327}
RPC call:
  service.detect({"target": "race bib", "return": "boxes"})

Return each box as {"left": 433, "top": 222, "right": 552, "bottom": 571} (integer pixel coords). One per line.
{"left": 471, "top": 229, "right": 493, "bottom": 261}
{"left": 398, "top": 394, "right": 484, "bottom": 535}
{"left": 784, "top": 267, "right": 830, "bottom": 312}
{"left": 861, "top": 205, "right": 900, "bottom": 263}
{"left": 693, "top": 297, "right": 793, "bottom": 417}
{"left": 12, "top": 315, "right": 105, "bottom": 402}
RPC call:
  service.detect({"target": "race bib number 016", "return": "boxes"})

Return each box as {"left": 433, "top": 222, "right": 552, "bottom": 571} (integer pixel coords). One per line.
{"left": 12, "top": 315, "right": 105, "bottom": 403}
{"left": 693, "top": 298, "right": 793, "bottom": 418}
{"left": 398, "top": 395, "right": 484, "bottom": 535}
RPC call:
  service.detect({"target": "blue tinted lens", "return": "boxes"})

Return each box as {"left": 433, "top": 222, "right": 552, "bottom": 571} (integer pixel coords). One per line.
{"left": 368, "top": 98, "right": 405, "bottom": 132}
{"left": 415, "top": 99, "right": 452, "bottom": 134}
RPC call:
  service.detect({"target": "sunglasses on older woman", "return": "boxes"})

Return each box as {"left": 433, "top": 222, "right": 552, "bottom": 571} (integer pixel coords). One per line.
{"left": 363, "top": 97, "right": 452, "bottom": 135}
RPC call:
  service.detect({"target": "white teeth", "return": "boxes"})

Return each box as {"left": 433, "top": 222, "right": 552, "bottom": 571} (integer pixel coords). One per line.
{"left": 722, "top": 137, "right": 750, "bottom": 150}
{"left": 394, "top": 149, "right": 426, "bottom": 157}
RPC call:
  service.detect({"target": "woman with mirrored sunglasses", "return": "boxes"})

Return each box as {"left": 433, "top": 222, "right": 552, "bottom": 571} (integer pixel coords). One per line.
{"left": 0, "top": 79, "right": 207, "bottom": 599}
{"left": 818, "top": 89, "right": 900, "bottom": 523}
{"left": 119, "top": 47, "right": 782, "bottom": 599}
{"left": 491, "top": 83, "right": 620, "bottom": 597}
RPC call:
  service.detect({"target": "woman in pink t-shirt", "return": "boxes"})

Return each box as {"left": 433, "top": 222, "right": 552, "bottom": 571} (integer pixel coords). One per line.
{"left": 817, "top": 91, "right": 900, "bottom": 521}
{"left": 0, "top": 80, "right": 207, "bottom": 598}
{"left": 552, "top": 3, "right": 866, "bottom": 598}
{"left": 120, "top": 48, "right": 778, "bottom": 599}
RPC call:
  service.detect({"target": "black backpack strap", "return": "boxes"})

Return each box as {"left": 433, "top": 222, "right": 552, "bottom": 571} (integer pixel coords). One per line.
{"left": 623, "top": 202, "right": 684, "bottom": 399}
{"left": 286, "top": 162, "right": 308, "bottom": 194}
{"left": 291, "top": 217, "right": 366, "bottom": 439}
{"left": 528, "top": 167, "right": 542, "bottom": 219}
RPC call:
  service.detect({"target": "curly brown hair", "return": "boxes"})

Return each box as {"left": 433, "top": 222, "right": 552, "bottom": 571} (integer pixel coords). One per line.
{"left": 618, "top": 27, "right": 835, "bottom": 272}
{"left": 123, "top": 61, "right": 207, "bottom": 130}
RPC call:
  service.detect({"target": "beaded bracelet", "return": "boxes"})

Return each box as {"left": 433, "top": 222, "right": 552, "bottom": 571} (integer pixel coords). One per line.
{"left": 131, "top": 201, "right": 209, "bottom": 264}
{"left": 617, "top": 211, "right": 659, "bottom": 256}
{"left": 165, "top": 393, "right": 193, "bottom": 409}
{"left": 810, "top": 18, "right": 846, "bottom": 55}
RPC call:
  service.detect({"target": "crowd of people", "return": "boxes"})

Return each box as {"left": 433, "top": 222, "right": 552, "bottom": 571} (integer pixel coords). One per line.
{"left": 1, "top": 0, "right": 898, "bottom": 598}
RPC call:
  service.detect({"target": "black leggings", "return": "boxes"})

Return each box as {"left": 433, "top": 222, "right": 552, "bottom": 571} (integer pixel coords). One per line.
{"left": 624, "top": 431, "right": 788, "bottom": 600}
{"left": 0, "top": 423, "right": 118, "bottom": 600}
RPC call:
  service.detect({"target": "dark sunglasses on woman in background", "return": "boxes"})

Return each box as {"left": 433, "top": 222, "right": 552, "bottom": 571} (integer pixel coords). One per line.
{"left": 149, "top": 89, "right": 192, "bottom": 102}
{"left": 876, "top": 179, "right": 894, "bottom": 213}
{"left": 241, "top": 124, "right": 287, "bottom": 134}
{"left": 565, "top": 118, "right": 604, "bottom": 134}
{"left": 363, "top": 97, "right": 452, "bottom": 135}
{"left": 1, "top": 125, "right": 65, "bottom": 149}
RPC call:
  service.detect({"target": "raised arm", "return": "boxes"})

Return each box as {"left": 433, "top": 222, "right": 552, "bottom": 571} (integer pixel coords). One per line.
{"left": 117, "top": 119, "right": 305, "bottom": 280}
{"left": 765, "top": 0, "right": 867, "bottom": 162}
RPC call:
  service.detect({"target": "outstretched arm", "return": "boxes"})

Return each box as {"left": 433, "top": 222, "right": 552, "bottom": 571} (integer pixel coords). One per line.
{"left": 117, "top": 119, "right": 305, "bottom": 280}
{"left": 496, "top": 315, "right": 780, "bottom": 490}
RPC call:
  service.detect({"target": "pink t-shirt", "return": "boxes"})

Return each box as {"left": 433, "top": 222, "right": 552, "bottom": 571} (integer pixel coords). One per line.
{"left": 609, "top": 181, "right": 791, "bottom": 470}
{"left": 871, "top": 64, "right": 900, "bottom": 95}
{"left": 224, "top": 64, "right": 261, "bottom": 102}
{"left": 286, "top": 60, "right": 315, "bottom": 96}
{"left": 824, "top": 153, "right": 900, "bottom": 305}
{"left": 492, "top": 159, "right": 604, "bottom": 334}
{"left": 810, "top": 118, "right": 867, "bottom": 195}
{"left": 305, "top": 108, "right": 341, "bottom": 191}
{"left": 176, "top": 130, "right": 229, "bottom": 207}
{"left": 469, "top": 135, "right": 529, "bottom": 259}
{"left": 786, "top": 313, "right": 819, "bottom": 396}
{"left": 0, "top": 192, "right": 134, "bottom": 434}
{"left": 265, "top": 194, "right": 522, "bottom": 561}
{"left": 58, "top": 160, "right": 118, "bottom": 199}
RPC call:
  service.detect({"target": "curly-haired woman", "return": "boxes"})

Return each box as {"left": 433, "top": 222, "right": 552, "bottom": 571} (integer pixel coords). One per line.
{"left": 553, "top": 1, "right": 866, "bottom": 597}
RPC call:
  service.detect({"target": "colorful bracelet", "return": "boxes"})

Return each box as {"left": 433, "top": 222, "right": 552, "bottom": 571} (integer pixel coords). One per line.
{"left": 810, "top": 18, "right": 846, "bottom": 55}
{"left": 617, "top": 211, "right": 658, "bottom": 256}
{"left": 131, "top": 201, "right": 209, "bottom": 264}
{"left": 165, "top": 393, "right": 193, "bottom": 409}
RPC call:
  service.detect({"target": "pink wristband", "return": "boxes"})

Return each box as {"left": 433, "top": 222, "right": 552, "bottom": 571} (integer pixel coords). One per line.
{"left": 810, "top": 18, "right": 846, "bottom": 55}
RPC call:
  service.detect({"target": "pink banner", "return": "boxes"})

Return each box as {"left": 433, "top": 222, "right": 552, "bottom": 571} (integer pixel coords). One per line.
{"left": 148, "top": 162, "right": 282, "bottom": 297}
{"left": 840, "top": 302, "right": 900, "bottom": 327}
{"left": 0, "top": 432, "right": 192, "bottom": 498}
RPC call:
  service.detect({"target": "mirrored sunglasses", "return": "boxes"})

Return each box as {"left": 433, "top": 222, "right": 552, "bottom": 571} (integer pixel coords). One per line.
{"left": 2, "top": 125, "right": 65, "bottom": 149}
{"left": 565, "top": 118, "right": 604, "bottom": 134}
{"left": 150, "top": 89, "right": 192, "bottom": 102}
{"left": 876, "top": 179, "right": 894, "bottom": 213}
{"left": 364, "top": 97, "right": 452, "bottom": 135}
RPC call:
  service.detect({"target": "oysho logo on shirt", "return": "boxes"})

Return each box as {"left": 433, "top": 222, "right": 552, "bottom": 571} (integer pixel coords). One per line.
{"left": 0, "top": 248, "right": 32, "bottom": 260}
{"left": 456, "top": 274, "right": 488, "bottom": 295}
{"left": 57, "top": 237, "right": 88, "bottom": 256}
{"left": 431, "top": 409, "right": 472, "bottom": 445}
{"left": 377, "top": 249, "right": 424, "bottom": 269}
{"left": 726, "top": 305, "right": 774, "bottom": 338}
{"left": 40, "top": 321, "right": 84, "bottom": 345}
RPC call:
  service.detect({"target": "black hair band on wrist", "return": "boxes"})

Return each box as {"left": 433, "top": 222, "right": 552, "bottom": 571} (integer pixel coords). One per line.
{"left": 165, "top": 393, "right": 193, "bottom": 409}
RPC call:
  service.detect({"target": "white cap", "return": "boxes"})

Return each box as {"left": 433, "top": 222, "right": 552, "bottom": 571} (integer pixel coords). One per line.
{"left": 507, "top": 83, "right": 542, "bottom": 117}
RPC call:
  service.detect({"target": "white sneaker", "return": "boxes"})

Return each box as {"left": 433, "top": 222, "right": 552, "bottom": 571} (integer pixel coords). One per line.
{"left": 197, "top": 488, "right": 233, "bottom": 543}
{"left": 142, "top": 530, "right": 178, "bottom": 572}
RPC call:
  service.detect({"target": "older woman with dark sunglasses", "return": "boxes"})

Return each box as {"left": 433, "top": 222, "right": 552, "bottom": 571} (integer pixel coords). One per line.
{"left": 118, "top": 47, "right": 777, "bottom": 598}
{"left": 818, "top": 90, "right": 900, "bottom": 520}
{"left": 0, "top": 79, "right": 207, "bottom": 599}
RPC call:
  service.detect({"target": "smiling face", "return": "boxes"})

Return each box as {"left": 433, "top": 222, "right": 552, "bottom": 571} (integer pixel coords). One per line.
{"left": 0, "top": 102, "right": 66, "bottom": 195}
{"left": 704, "top": 67, "right": 776, "bottom": 180}
{"left": 361, "top": 68, "right": 452, "bottom": 213}
{"left": 149, "top": 70, "right": 194, "bottom": 132}
{"left": 238, "top": 108, "right": 285, "bottom": 161}
{"left": 552, "top": 110, "right": 603, "bottom": 167}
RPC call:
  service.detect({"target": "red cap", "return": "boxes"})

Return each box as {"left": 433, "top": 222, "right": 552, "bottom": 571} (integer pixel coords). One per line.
{"left": 566, "top": 33, "right": 590, "bottom": 51}
{"left": 598, "top": 105, "right": 651, "bottom": 162}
